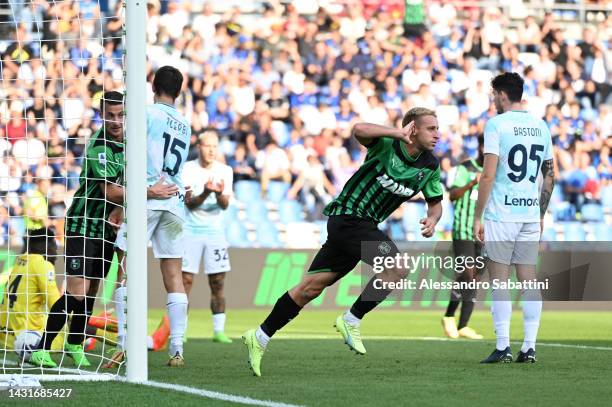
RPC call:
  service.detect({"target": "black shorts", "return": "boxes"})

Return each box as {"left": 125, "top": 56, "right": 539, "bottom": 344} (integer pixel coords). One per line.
{"left": 65, "top": 233, "right": 115, "bottom": 280}
{"left": 452, "top": 239, "right": 485, "bottom": 275}
{"left": 308, "top": 215, "right": 399, "bottom": 282}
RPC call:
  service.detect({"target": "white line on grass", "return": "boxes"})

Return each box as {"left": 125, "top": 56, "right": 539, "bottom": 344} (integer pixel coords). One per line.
{"left": 277, "top": 334, "right": 612, "bottom": 351}
{"left": 134, "top": 380, "right": 303, "bottom": 407}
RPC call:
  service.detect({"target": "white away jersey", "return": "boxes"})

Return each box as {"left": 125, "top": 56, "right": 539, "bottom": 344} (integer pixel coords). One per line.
{"left": 483, "top": 110, "right": 553, "bottom": 222}
{"left": 147, "top": 103, "right": 191, "bottom": 218}
{"left": 183, "top": 160, "right": 233, "bottom": 235}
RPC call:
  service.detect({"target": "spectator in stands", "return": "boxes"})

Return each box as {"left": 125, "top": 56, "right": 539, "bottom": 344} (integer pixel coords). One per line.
{"left": 256, "top": 141, "right": 291, "bottom": 196}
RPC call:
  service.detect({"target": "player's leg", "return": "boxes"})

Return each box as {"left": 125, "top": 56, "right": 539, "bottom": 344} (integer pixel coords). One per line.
{"left": 203, "top": 237, "right": 232, "bottom": 343}
{"left": 339, "top": 220, "right": 403, "bottom": 354}
{"left": 443, "top": 240, "right": 464, "bottom": 338}
{"left": 150, "top": 210, "right": 187, "bottom": 365}
{"left": 33, "top": 235, "right": 91, "bottom": 367}
{"left": 180, "top": 235, "right": 206, "bottom": 343}
{"left": 243, "top": 269, "right": 341, "bottom": 377}
{"left": 456, "top": 241, "right": 483, "bottom": 339}
{"left": 480, "top": 220, "right": 517, "bottom": 363}
{"left": 513, "top": 222, "right": 542, "bottom": 363}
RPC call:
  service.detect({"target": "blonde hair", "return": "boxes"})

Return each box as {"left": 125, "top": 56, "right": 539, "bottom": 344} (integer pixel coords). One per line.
{"left": 401, "top": 107, "right": 436, "bottom": 127}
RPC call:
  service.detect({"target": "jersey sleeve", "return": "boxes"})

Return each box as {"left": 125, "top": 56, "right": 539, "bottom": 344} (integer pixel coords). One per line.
{"left": 87, "top": 145, "right": 110, "bottom": 179}
{"left": 450, "top": 165, "right": 471, "bottom": 189}
{"left": 483, "top": 120, "right": 500, "bottom": 156}
{"left": 423, "top": 166, "right": 443, "bottom": 203}
{"left": 366, "top": 137, "right": 393, "bottom": 156}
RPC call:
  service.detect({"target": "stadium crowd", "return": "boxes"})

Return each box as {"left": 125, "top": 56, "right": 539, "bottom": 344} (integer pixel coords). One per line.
{"left": 0, "top": 0, "right": 611, "bottom": 246}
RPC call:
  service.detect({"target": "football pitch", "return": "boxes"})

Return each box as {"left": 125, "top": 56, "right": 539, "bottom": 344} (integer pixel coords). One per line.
{"left": 11, "top": 309, "right": 612, "bottom": 406}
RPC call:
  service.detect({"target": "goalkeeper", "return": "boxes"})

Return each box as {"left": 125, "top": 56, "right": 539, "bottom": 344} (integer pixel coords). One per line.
{"left": 31, "top": 91, "right": 125, "bottom": 368}
{"left": 0, "top": 229, "right": 65, "bottom": 355}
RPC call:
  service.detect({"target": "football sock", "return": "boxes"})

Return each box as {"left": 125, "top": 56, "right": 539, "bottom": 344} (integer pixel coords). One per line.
{"left": 349, "top": 276, "right": 393, "bottom": 319}
{"left": 521, "top": 289, "right": 542, "bottom": 352}
{"left": 212, "top": 313, "right": 226, "bottom": 334}
{"left": 445, "top": 289, "right": 462, "bottom": 317}
{"left": 39, "top": 292, "right": 80, "bottom": 350}
{"left": 68, "top": 296, "right": 94, "bottom": 345}
{"left": 260, "top": 291, "right": 302, "bottom": 338}
{"left": 343, "top": 310, "right": 361, "bottom": 326}
{"left": 255, "top": 327, "right": 270, "bottom": 348}
{"left": 458, "top": 288, "right": 476, "bottom": 329}
{"left": 114, "top": 285, "right": 127, "bottom": 350}
{"left": 491, "top": 288, "right": 511, "bottom": 351}
{"left": 167, "top": 292, "right": 188, "bottom": 355}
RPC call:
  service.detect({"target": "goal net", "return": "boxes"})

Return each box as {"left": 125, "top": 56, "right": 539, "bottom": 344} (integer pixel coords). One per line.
{"left": 0, "top": 0, "right": 145, "bottom": 383}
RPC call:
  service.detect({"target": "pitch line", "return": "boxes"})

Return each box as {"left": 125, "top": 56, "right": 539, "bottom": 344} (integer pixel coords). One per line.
{"left": 276, "top": 334, "right": 612, "bottom": 351}
{"left": 136, "top": 380, "right": 303, "bottom": 407}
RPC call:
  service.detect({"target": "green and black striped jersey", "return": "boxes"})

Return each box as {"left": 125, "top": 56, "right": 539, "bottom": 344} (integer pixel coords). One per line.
{"left": 66, "top": 128, "right": 124, "bottom": 239}
{"left": 451, "top": 159, "right": 482, "bottom": 241}
{"left": 324, "top": 137, "right": 443, "bottom": 223}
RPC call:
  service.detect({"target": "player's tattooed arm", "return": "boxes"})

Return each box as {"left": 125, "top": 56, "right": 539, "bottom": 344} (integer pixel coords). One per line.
{"left": 539, "top": 158, "right": 555, "bottom": 218}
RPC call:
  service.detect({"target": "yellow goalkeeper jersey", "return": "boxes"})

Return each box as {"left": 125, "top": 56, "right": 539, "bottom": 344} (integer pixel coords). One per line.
{"left": 0, "top": 254, "right": 61, "bottom": 348}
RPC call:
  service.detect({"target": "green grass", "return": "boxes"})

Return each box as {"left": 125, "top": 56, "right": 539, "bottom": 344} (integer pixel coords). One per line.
{"left": 7, "top": 310, "right": 612, "bottom": 406}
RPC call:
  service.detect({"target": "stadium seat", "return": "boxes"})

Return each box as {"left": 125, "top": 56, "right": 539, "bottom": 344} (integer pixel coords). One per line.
{"left": 541, "top": 227, "right": 557, "bottom": 242}
{"left": 278, "top": 200, "right": 304, "bottom": 223}
{"left": 592, "top": 223, "right": 612, "bottom": 241}
{"left": 234, "top": 180, "right": 261, "bottom": 203}
{"left": 580, "top": 203, "right": 604, "bottom": 222}
{"left": 245, "top": 201, "right": 269, "bottom": 224}
{"left": 256, "top": 222, "right": 281, "bottom": 248}
{"left": 553, "top": 201, "right": 576, "bottom": 222}
{"left": 389, "top": 221, "right": 405, "bottom": 241}
{"left": 601, "top": 186, "right": 612, "bottom": 210}
{"left": 402, "top": 203, "right": 426, "bottom": 232}
{"left": 226, "top": 222, "right": 249, "bottom": 247}
{"left": 562, "top": 222, "right": 586, "bottom": 241}
{"left": 267, "top": 181, "right": 290, "bottom": 203}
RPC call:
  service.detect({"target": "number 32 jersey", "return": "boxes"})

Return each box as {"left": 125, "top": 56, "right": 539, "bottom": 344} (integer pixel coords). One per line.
{"left": 484, "top": 110, "right": 553, "bottom": 223}
{"left": 147, "top": 102, "right": 191, "bottom": 218}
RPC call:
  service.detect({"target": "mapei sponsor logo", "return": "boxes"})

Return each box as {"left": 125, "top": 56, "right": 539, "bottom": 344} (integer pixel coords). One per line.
{"left": 376, "top": 174, "right": 414, "bottom": 197}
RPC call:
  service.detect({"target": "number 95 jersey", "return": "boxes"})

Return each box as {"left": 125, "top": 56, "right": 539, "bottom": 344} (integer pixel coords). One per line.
{"left": 484, "top": 110, "right": 553, "bottom": 223}
{"left": 146, "top": 103, "right": 191, "bottom": 218}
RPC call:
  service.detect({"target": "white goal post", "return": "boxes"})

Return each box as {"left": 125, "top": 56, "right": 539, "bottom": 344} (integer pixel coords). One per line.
{"left": 125, "top": 0, "right": 148, "bottom": 384}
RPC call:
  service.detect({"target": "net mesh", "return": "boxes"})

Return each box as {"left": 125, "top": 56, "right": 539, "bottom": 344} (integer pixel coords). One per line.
{"left": 0, "top": 0, "right": 126, "bottom": 378}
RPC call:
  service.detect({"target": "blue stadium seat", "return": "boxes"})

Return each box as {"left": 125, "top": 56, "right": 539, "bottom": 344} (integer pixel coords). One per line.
{"left": 267, "top": 181, "right": 290, "bottom": 203}
{"left": 563, "top": 222, "right": 586, "bottom": 241}
{"left": 541, "top": 227, "right": 557, "bottom": 242}
{"left": 226, "top": 222, "right": 249, "bottom": 247}
{"left": 278, "top": 200, "right": 304, "bottom": 223}
{"left": 553, "top": 201, "right": 576, "bottom": 222}
{"left": 592, "top": 223, "right": 612, "bottom": 241}
{"left": 245, "top": 201, "right": 269, "bottom": 224}
{"left": 256, "top": 222, "right": 281, "bottom": 248}
{"left": 222, "top": 204, "right": 239, "bottom": 223}
{"left": 601, "top": 186, "right": 612, "bottom": 210}
{"left": 234, "top": 180, "right": 261, "bottom": 203}
{"left": 550, "top": 186, "right": 563, "bottom": 206}
{"left": 10, "top": 217, "right": 25, "bottom": 238}
{"left": 402, "top": 203, "right": 426, "bottom": 232}
{"left": 581, "top": 203, "right": 603, "bottom": 222}
{"left": 389, "top": 221, "right": 405, "bottom": 241}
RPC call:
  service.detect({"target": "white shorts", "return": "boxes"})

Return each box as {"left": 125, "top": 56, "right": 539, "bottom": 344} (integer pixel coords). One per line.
{"left": 115, "top": 223, "right": 127, "bottom": 252}
{"left": 484, "top": 220, "right": 540, "bottom": 266}
{"left": 182, "top": 234, "right": 231, "bottom": 275}
{"left": 148, "top": 210, "right": 184, "bottom": 259}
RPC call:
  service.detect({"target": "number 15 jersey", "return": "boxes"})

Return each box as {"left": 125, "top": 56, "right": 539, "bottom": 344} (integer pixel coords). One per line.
{"left": 146, "top": 102, "right": 191, "bottom": 218}
{"left": 484, "top": 110, "right": 553, "bottom": 223}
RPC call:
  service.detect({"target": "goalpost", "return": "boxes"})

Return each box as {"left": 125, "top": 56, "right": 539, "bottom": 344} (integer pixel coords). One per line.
{"left": 0, "top": 0, "right": 147, "bottom": 384}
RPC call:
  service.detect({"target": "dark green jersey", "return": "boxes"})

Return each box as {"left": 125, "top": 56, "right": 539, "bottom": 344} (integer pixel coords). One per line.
{"left": 451, "top": 159, "right": 482, "bottom": 240}
{"left": 324, "top": 137, "right": 443, "bottom": 223}
{"left": 66, "top": 129, "right": 124, "bottom": 239}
